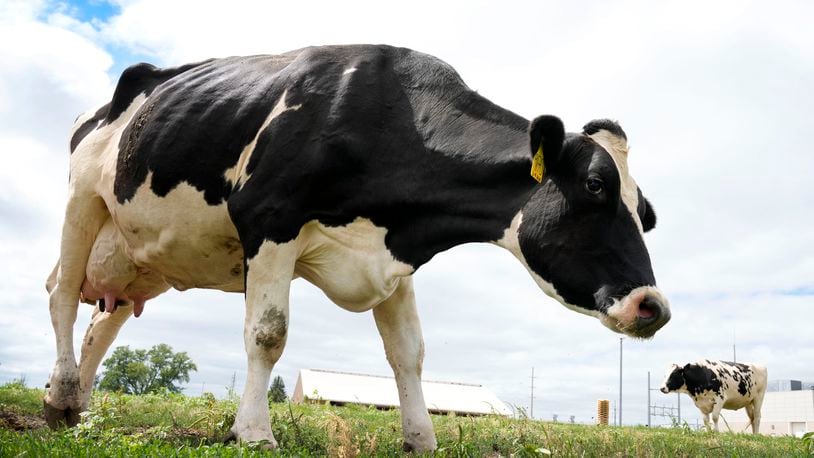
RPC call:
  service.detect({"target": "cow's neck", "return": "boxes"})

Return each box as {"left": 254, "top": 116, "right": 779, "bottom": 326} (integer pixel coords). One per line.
{"left": 398, "top": 87, "right": 538, "bottom": 265}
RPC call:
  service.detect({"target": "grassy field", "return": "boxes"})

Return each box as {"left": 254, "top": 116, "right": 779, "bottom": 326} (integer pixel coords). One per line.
{"left": 1, "top": 381, "right": 811, "bottom": 457}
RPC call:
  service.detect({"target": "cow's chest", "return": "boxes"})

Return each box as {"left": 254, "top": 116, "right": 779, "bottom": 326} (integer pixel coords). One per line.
{"left": 294, "top": 219, "right": 414, "bottom": 312}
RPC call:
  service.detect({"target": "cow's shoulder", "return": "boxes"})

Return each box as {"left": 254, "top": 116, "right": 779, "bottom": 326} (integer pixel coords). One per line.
{"left": 105, "top": 60, "right": 212, "bottom": 125}
{"left": 70, "top": 103, "right": 110, "bottom": 153}
{"left": 683, "top": 363, "right": 723, "bottom": 397}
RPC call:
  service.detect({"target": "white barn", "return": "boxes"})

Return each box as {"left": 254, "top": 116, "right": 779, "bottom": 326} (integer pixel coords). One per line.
{"left": 292, "top": 369, "right": 512, "bottom": 416}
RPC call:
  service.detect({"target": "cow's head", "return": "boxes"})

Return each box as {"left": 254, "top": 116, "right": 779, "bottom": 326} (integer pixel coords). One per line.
{"left": 507, "top": 115, "right": 669, "bottom": 338}
{"left": 660, "top": 364, "right": 686, "bottom": 393}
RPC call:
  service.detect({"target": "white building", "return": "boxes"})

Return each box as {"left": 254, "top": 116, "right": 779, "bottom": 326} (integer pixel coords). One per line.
{"left": 292, "top": 368, "right": 512, "bottom": 416}
{"left": 727, "top": 388, "right": 814, "bottom": 437}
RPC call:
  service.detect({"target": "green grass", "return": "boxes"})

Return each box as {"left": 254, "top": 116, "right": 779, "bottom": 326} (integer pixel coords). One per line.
{"left": 0, "top": 382, "right": 810, "bottom": 457}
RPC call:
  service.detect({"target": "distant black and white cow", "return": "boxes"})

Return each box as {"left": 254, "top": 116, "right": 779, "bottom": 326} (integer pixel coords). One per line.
{"left": 661, "top": 360, "right": 767, "bottom": 433}
{"left": 44, "top": 45, "right": 669, "bottom": 451}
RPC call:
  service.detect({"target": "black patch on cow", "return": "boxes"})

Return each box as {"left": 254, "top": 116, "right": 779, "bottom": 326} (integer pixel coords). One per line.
{"left": 683, "top": 364, "right": 723, "bottom": 397}
{"left": 664, "top": 366, "right": 685, "bottom": 391}
{"left": 722, "top": 361, "right": 753, "bottom": 395}
{"left": 70, "top": 103, "right": 110, "bottom": 154}
{"left": 582, "top": 119, "right": 627, "bottom": 141}
{"left": 114, "top": 55, "right": 297, "bottom": 206}
{"left": 722, "top": 361, "right": 750, "bottom": 372}
{"left": 106, "top": 45, "right": 659, "bottom": 314}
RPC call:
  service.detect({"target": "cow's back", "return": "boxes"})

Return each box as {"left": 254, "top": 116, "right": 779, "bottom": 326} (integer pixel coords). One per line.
{"left": 704, "top": 360, "right": 767, "bottom": 409}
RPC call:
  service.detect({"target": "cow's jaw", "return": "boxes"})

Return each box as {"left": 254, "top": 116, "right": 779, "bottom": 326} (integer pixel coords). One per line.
{"left": 495, "top": 211, "right": 670, "bottom": 338}
{"left": 495, "top": 212, "right": 604, "bottom": 321}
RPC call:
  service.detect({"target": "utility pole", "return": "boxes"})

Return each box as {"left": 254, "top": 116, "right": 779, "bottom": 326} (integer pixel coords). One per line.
{"left": 530, "top": 367, "right": 536, "bottom": 419}
{"left": 677, "top": 392, "right": 681, "bottom": 423}
{"left": 647, "top": 371, "right": 651, "bottom": 427}
{"left": 619, "top": 337, "right": 623, "bottom": 426}
{"left": 733, "top": 328, "right": 737, "bottom": 362}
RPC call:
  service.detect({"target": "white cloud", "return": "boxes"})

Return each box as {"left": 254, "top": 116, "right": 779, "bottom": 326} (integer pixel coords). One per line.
{"left": 1, "top": 0, "right": 812, "bottom": 428}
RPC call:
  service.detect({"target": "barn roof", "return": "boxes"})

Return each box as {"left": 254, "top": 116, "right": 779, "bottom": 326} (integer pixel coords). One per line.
{"left": 292, "top": 368, "right": 512, "bottom": 416}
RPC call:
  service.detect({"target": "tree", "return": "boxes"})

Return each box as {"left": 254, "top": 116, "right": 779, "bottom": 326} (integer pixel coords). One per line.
{"left": 98, "top": 344, "right": 197, "bottom": 395}
{"left": 268, "top": 375, "right": 287, "bottom": 403}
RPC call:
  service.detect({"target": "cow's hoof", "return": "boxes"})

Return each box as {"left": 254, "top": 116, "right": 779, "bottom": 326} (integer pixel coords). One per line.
{"left": 43, "top": 399, "right": 82, "bottom": 429}
{"left": 403, "top": 441, "right": 437, "bottom": 453}
{"left": 402, "top": 433, "right": 438, "bottom": 453}
{"left": 226, "top": 428, "right": 278, "bottom": 449}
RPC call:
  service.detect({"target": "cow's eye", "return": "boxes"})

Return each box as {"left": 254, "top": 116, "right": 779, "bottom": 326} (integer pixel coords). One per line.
{"left": 585, "top": 177, "right": 604, "bottom": 195}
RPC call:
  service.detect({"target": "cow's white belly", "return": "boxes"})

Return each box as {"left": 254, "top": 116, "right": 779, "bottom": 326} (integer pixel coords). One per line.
{"left": 723, "top": 396, "right": 750, "bottom": 410}
{"left": 107, "top": 174, "right": 245, "bottom": 292}
{"left": 104, "top": 176, "right": 412, "bottom": 307}
{"left": 295, "top": 218, "right": 414, "bottom": 312}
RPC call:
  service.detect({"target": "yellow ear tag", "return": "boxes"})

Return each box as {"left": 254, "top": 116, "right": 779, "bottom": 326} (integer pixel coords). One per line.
{"left": 530, "top": 145, "right": 545, "bottom": 183}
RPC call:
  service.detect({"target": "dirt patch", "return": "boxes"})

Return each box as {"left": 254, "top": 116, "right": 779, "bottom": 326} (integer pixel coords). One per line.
{"left": 0, "top": 407, "right": 47, "bottom": 431}
{"left": 254, "top": 308, "right": 288, "bottom": 350}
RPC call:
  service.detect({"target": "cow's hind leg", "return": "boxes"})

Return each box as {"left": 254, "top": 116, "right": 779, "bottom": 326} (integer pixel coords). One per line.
{"left": 373, "top": 277, "right": 437, "bottom": 452}
{"left": 229, "top": 240, "right": 298, "bottom": 447}
{"left": 76, "top": 305, "right": 133, "bottom": 408}
{"left": 751, "top": 392, "right": 765, "bottom": 434}
{"left": 744, "top": 404, "right": 756, "bottom": 434}
{"left": 44, "top": 193, "right": 108, "bottom": 428}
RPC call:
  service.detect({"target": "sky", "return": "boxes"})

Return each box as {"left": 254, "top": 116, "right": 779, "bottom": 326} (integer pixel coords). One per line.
{"left": 0, "top": 0, "right": 812, "bottom": 428}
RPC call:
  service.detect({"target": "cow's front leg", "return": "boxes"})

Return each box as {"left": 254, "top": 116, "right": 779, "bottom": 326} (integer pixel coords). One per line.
{"left": 44, "top": 195, "right": 107, "bottom": 428}
{"left": 701, "top": 412, "right": 711, "bottom": 431}
{"left": 710, "top": 400, "right": 723, "bottom": 432}
{"left": 373, "top": 277, "right": 437, "bottom": 452}
{"left": 75, "top": 305, "right": 133, "bottom": 409}
{"left": 230, "top": 241, "right": 297, "bottom": 447}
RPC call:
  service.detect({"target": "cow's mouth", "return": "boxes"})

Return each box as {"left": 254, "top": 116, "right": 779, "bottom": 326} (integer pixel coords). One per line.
{"left": 599, "top": 286, "right": 670, "bottom": 338}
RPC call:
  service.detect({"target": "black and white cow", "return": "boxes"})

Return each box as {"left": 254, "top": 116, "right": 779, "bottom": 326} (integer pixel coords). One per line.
{"left": 44, "top": 45, "right": 669, "bottom": 451}
{"left": 660, "top": 360, "right": 767, "bottom": 433}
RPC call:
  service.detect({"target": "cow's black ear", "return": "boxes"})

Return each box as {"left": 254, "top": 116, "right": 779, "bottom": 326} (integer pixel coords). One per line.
{"left": 529, "top": 115, "right": 565, "bottom": 170}
{"left": 638, "top": 192, "right": 657, "bottom": 232}
{"left": 583, "top": 119, "right": 627, "bottom": 140}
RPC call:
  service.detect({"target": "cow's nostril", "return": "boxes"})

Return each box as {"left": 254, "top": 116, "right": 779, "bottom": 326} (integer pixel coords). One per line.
{"left": 631, "top": 293, "right": 670, "bottom": 337}
{"left": 637, "top": 296, "right": 659, "bottom": 321}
